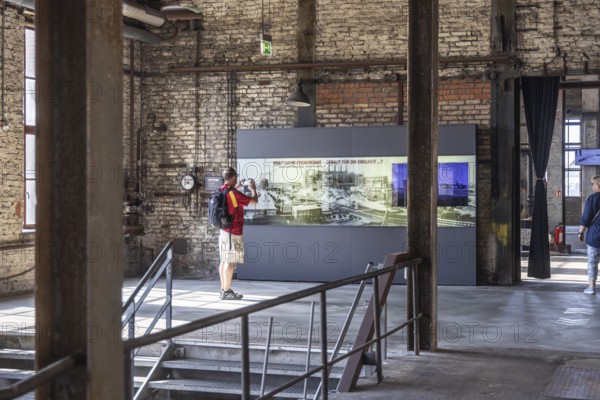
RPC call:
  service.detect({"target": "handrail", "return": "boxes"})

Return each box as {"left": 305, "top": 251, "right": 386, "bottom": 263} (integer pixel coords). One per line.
{"left": 124, "top": 254, "right": 422, "bottom": 400}
{"left": 0, "top": 353, "right": 85, "bottom": 400}
{"left": 122, "top": 241, "right": 173, "bottom": 313}
{"left": 121, "top": 241, "right": 174, "bottom": 399}
{"left": 124, "top": 255, "right": 421, "bottom": 351}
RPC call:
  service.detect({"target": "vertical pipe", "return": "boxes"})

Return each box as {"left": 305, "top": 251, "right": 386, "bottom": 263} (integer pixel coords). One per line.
{"left": 383, "top": 299, "right": 388, "bottom": 360}
{"left": 241, "top": 315, "right": 251, "bottom": 400}
{"left": 303, "top": 301, "right": 316, "bottom": 399}
{"left": 124, "top": 351, "right": 133, "bottom": 399}
{"left": 406, "top": 265, "right": 414, "bottom": 351}
{"left": 412, "top": 265, "right": 420, "bottom": 356}
{"left": 372, "top": 277, "right": 383, "bottom": 384}
{"left": 129, "top": 40, "right": 135, "bottom": 186}
{"left": 128, "top": 314, "right": 136, "bottom": 341}
{"left": 166, "top": 250, "right": 173, "bottom": 332}
{"left": 319, "top": 292, "right": 328, "bottom": 400}
{"left": 313, "top": 263, "right": 373, "bottom": 400}
{"left": 397, "top": 77, "right": 404, "bottom": 125}
{"left": 260, "top": 317, "right": 274, "bottom": 397}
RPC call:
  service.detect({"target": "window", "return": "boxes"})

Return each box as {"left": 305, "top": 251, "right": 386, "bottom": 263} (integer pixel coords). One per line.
{"left": 24, "top": 28, "right": 36, "bottom": 227}
{"left": 564, "top": 118, "right": 581, "bottom": 197}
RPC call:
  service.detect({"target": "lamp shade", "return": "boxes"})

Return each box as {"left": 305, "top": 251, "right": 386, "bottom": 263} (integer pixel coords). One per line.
{"left": 286, "top": 83, "right": 311, "bottom": 107}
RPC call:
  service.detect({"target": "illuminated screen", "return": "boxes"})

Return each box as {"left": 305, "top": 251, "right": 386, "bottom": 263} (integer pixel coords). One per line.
{"left": 237, "top": 156, "right": 475, "bottom": 227}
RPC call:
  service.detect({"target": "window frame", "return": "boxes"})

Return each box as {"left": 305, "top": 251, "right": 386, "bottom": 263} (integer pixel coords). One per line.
{"left": 564, "top": 118, "right": 582, "bottom": 198}
{"left": 23, "top": 27, "right": 36, "bottom": 229}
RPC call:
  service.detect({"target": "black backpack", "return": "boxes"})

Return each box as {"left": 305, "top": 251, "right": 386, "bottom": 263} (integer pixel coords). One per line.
{"left": 208, "top": 187, "right": 235, "bottom": 229}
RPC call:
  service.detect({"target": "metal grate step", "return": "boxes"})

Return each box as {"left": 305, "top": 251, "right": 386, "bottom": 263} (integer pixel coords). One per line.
{"left": 148, "top": 378, "right": 323, "bottom": 398}
{"left": 162, "top": 358, "right": 344, "bottom": 378}
{"left": 0, "top": 368, "right": 35, "bottom": 380}
{"left": 15, "top": 394, "right": 35, "bottom": 400}
{"left": 0, "top": 349, "right": 35, "bottom": 360}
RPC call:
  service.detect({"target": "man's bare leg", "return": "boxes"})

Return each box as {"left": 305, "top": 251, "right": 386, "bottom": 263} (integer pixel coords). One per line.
{"left": 220, "top": 262, "right": 235, "bottom": 291}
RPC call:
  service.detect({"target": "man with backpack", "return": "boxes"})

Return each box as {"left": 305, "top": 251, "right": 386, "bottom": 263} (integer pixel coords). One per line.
{"left": 217, "top": 167, "right": 258, "bottom": 300}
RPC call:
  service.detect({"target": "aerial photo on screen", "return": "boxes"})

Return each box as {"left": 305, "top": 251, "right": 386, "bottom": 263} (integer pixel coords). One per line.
{"left": 236, "top": 156, "right": 476, "bottom": 227}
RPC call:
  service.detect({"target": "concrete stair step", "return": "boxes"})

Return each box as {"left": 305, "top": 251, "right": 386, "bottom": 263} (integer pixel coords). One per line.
{"left": 163, "top": 358, "right": 344, "bottom": 378}
{"left": 148, "top": 378, "right": 322, "bottom": 398}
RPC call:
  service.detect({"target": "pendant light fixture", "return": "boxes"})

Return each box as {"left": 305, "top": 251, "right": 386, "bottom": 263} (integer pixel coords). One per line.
{"left": 286, "top": 82, "right": 310, "bottom": 107}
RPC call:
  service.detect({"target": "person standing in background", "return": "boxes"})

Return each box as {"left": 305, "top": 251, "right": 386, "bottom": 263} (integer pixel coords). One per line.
{"left": 578, "top": 175, "right": 600, "bottom": 295}
{"left": 218, "top": 167, "right": 258, "bottom": 300}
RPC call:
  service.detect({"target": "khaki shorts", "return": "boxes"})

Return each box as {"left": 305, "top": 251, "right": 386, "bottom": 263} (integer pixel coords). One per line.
{"left": 219, "top": 230, "right": 245, "bottom": 264}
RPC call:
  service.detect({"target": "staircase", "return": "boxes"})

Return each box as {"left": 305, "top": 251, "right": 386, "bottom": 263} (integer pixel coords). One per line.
{"left": 0, "top": 330, "right": 367, "bottom": 399}
{"left": 134, "top": 339, "right": 347, "bottom": 399}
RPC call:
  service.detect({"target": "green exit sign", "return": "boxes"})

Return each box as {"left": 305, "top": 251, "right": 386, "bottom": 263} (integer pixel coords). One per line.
{"left": 260, "top": 33, "right": 272, "bottom": 56}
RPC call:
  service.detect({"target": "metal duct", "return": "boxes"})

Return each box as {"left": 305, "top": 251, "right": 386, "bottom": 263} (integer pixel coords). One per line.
{"left": 161, "top": 5, "right": 202, "bottom": 21}
{"left": 123, "top": 0, "right": 165, "bottom": 27}
{"left": 4, "top": 0, "right": 163, "bottom": 44}
{"left": 123, "top": 24, "right": 161, "bottom": 45}
{"left": 5, "top": 0, "right": 166, "bottom": 28}
{"left": 4, "top": 0, "right": 34, "bottom": 9}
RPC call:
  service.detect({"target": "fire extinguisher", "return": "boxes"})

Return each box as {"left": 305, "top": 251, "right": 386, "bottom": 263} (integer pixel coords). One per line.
{"left": 554, "top": 223, "right": 565, "bottom": 246}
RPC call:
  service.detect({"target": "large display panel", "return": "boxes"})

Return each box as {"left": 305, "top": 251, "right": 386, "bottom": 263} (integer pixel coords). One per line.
{"left": 237, "top": 156, "right": 475, "bottom": 227}
{"left": 235, "top": 125, "right": 477, "bottom": 285}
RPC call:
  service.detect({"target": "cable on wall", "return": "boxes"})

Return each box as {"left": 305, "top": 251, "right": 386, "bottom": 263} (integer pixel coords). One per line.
{"left": 226, "top": 71, "right": 237, "bottom": 167}
{"left": 1, "top": 0, "right": 7, "bottom": 130}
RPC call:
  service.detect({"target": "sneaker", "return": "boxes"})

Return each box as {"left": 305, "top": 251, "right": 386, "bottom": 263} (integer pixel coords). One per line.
{"left": 583, "top": 287, "right": 596, "bottom": 295}
{"left": 221, "top": 289, "right": 243, "bottom": 300}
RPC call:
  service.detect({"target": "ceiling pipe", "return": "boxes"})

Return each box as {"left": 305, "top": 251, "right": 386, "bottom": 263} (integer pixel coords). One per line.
{"left": 559, "top": 81, "right": 600, "bottom": 90}
{"left": 170, "top": 56, "right": 512, "bottom": 74}
{"left": 3, "top": 0, "right": 34, "bottom": 8}
{"left": 123, "top": 24, "right": 161, "bottom": 45}
{"left": 161, "top": 5, "right": 202, "bottom": 21}
{"left": 122, "top": 0, "right": 165, "bottom": 27}
{"left": 4, "top": 0, "right": 163, "bottom": 44}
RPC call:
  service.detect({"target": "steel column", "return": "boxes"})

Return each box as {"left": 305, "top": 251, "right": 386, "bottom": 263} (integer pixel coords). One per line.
{"left": 490, "top": 0, "right": 519, "bottom": 284}
{"left": 407, "top": 0, "right": 439, "bottom": 351}
{"left": 35, "top": 1, "right": 124, "bottom": 399}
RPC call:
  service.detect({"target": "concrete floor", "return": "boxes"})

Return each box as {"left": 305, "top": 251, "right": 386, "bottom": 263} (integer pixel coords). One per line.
{"left": 1, "top": 238, "right": 599, "bottom": 399}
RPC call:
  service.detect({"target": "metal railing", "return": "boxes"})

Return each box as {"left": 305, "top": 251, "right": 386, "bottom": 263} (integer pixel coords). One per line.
{"left": 0, "top": 242, "right": 175, "bottom": 400}
{"left": 123, "top": 253, "right": 423, "bottom": 400}
{"left": 122, "top": 241, "right": 173, "bottom": 399}
{"left": 122, "top": 241, "right": 174, "bottom": 342}
{"left": 0, "top": 353, "right": 85, "bottom": 400}
{"left": 0, "top": 248, "right": 420, "bottom": 400}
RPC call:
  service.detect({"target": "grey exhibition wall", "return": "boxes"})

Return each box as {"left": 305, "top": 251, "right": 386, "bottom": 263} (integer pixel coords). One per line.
{"left": 236, "top": 125, "right": 477, "bottom": 285}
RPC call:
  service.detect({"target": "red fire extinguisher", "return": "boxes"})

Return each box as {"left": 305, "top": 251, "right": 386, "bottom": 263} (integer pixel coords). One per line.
{"left": 554, "top": 223, "right": 565, "bottom": 246}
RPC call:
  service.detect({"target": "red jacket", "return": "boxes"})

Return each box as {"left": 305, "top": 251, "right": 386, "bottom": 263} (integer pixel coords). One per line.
{"left": 220, "top": 184, "right": 252, "bottom": 235}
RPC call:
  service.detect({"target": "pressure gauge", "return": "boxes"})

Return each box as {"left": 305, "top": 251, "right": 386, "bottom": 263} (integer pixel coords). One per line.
{"left": 181, "top": 174, "right": 197, "bottom": 191}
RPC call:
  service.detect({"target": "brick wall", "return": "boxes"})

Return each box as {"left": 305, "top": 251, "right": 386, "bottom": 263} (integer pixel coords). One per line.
{"left": 5, "top": 0, "right": 599, "bottom": 290}
{"left": 517, "top": 0, "right": 600, "bottom": 73}
{"left": 316, "top": 79, "right": 491, "bottom": 127}
{"left": 316, "top": 81, "right": 400, "bottom": 126}
{"left": 142, "top": 0, "right": 495, "bottom": 278}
